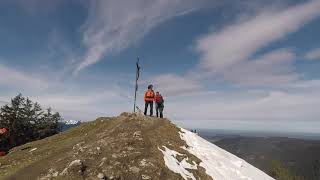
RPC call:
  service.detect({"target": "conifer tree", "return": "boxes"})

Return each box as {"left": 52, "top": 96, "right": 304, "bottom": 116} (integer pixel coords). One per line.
{"left": 0, "top": 94, "right": 62, "bottom": 150}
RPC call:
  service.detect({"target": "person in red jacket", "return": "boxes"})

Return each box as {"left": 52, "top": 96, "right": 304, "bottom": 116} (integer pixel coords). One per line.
{"left": 0, "top": 128, "right": 8, "bottom": 156}
{"left": 144, "top": 85, "right": 155, "bottom": 116}
{"left": 155, "top": 92, "right": 164, "bottom": 118}
{"left": 0, "top": 128, "right": 8, "bottom": 135}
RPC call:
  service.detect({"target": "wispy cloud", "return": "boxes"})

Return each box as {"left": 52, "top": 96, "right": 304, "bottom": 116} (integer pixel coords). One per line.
{"left": 30, "top": 89, "right": 129, "bottom": 120}
{"left": 0, "top": 63, "right": 48, "bottom": 90}
{"left": 195, "top": 0, "right": 320, "bottom": 85}
{"left": 74, "top": 0, "right": 211, "bottom": 74}
{"left": 166, "top": 79, "right": 320, "bottom": 124}
{"left": 305, "top": 47, "right": 320, "bottom": 60}
{"left": 152, "top": 74, "right": 202, "bottom": 97}
{"left": 222, "top": 49, "right": 299, "bottom": 86}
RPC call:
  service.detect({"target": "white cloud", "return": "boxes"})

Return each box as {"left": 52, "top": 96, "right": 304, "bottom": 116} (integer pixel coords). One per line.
{"left": 74, "top": 0, "right": 211, "bottom": 74}
{"left": 305, "top": 48, "right": 320, "bottom": 60}
{"left": 286, "top": 79, "right": 320, "bottom": 89}
{"left": 151, "top": 74, "right": 202, "bottom": 97}
{"left": 195, "top": 0, "right": 320, "bottom": 85}
{"left": 222, "top": 49, "right": 299, "bottom": 86}
{"left": 30, "top": 90, "right": 129, "bottom": 121}
{"left": 0, "top": 61, "right": 131, "bottom": 120}
{"left": 0, "top": 63, "right": 48, "bottom": 90}
{"left": 166, "top": 79, "right": 320, "bottom": 124}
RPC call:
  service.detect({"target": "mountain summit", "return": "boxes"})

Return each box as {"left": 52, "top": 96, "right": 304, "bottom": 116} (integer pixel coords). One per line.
{"left": 0, "top": 113, "right": 273, "bottom": 180}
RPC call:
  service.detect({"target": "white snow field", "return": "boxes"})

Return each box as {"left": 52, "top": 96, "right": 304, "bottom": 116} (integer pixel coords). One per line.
{"left": 158, "top": 146, "right": 198, "bottom": 180}
{"left": 177, "top": 128, "right": 275, "bottom": 180}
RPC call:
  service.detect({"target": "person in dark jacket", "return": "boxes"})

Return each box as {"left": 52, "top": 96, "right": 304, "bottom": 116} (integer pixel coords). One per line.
{"left": 155, "top": 92, "right": 164, "bottom": 118}
{"left": 144, "top": 85, "right": 155, "bottom": 116}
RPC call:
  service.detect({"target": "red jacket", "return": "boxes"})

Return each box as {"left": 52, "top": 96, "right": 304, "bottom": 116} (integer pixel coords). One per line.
{"left": 0, "top": 128, "right": 8, "bottom": 135}
{"left": 0, "top": 128, "right": 8, "bottom": 156}
{"left": 155, "top": 94, "right": 163, "bottom": 103}
{"left": 144, "top": 90, "right": 155, "bottom": 102}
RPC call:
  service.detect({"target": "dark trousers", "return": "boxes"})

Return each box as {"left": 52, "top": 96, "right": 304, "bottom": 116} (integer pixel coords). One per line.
{"left": 156, "top": 103, "right": 164, "bottom": 118}
{"left": 144, "top": 101, "right": 153, "bottom": 116}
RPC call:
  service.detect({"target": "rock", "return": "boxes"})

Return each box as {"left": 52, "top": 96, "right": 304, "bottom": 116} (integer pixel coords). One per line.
{"left": 29, "top": 148, "right": 37, "bottom": 152}
{"left": 52, "top": 172, "right": 59, "bottom": 177}
{"left": 69, "top": 159, "right": 82, "bottom": 167}
{"left": 99, "top": 157, "right": 108, "bottom": 167}
{"left": 140, "top": 159, "right": 153, "bottom": 167}
{"left": 97, "top": 173, "right": 105, "bottom": 179}
{"left": 72, "top": 141, "right": 87, "bottom": 153}
{"left": 142, "top": 175, "right": 151, "bottom": 179}
{"left": 129, "top": 166, "right": 140, "bottom": 173}
{"left": 109, "top": 175, "right": 121, "bottom": 180}
{"left": 140, "top": 159, "right": 147, "bottom": 167}
{"left": 133, "top": 131, "right": 141, "bottom": 138}
{"left": 119, "top": 132, "right": 128, "bottom": 138}
{"left": 60, "top": 159, "right": 85, "bottom": 176}
{"left": 126, "top": 146, "right": 134, "bottom": 151}
{"left": 40, "top": 168, "right": 59, "bottom": 179}
{"left": 60, "top": 168, "right": 68, "bottom": 176}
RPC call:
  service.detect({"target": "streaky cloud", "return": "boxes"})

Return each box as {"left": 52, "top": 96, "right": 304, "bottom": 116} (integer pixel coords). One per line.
{"left": 74, "top": 0, "right": 212, "bottom": 74}
{"left": 195, "top": 0, "right": 320, "bottom": 86}
{"left": 305, "top": 47, "right": 320, "bottom": 60}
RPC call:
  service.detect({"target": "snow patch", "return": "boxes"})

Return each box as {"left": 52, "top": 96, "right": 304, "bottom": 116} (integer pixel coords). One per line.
{"left": 158, "top": 146, "right": 197, "bottom": 180}
{"left": 64, "top": 119, "right": 80, "bottom": 125}
{"left": 179, "top": 128, "right": 274, "bottom": 180}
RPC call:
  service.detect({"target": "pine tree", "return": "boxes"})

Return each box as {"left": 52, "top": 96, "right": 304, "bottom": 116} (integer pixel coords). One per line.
{"left": 0, "top": 94, "right": 62, "bottom": 150}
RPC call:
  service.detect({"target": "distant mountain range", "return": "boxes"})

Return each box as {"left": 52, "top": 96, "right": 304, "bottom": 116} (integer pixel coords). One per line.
{"left": 58, "top": 120, "right": 81, "bottom": 132}
{"left": 203, "top": 135, "right": 320, "bottom": 180}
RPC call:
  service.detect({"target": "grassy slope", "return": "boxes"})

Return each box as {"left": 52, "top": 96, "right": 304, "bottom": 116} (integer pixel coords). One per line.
{"left": 0, "top": 113, "right": 212, "bottom": 180}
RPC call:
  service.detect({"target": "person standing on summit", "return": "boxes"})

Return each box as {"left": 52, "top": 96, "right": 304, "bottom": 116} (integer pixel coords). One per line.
{"left": 155, "top": 92, "right": 164, "bottom": 118}
{"left": 144, "top": 85, "right": 155, "bottom": 116}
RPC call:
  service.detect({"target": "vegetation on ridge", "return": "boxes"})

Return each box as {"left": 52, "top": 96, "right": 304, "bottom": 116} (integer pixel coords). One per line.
{"left": 0, "top": 113, "right": 212, "bottom": 180}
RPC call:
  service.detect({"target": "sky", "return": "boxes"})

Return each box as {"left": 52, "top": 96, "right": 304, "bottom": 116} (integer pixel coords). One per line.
{"left": 0, "top": 0, "right": 320, "bottom": 133}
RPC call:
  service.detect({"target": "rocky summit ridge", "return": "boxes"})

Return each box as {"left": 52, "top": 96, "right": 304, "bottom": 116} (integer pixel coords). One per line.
{"left": 0, "top": 113, "right": 273, "bottom": 180}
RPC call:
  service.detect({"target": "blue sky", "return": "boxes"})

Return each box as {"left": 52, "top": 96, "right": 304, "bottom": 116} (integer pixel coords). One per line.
{"left": 0, "top": 0, "right": 320, "bottom": 133}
